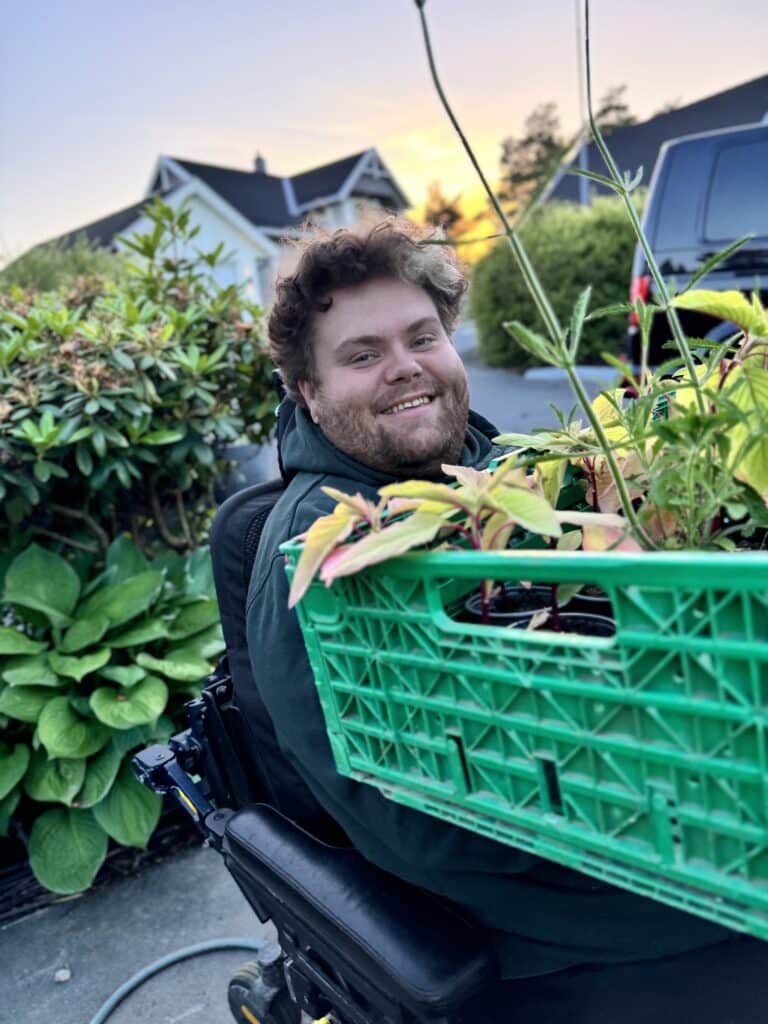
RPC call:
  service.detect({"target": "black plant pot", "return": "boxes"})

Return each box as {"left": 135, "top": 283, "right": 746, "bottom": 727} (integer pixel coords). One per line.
{"left": 464, "top": 584, "right": 569, "bottom": 626}
{"left": 515, "top": 611, "right": 616, "bottom": 638}
{"left": 567, "top": 584, "right": 614, "bottom": 618}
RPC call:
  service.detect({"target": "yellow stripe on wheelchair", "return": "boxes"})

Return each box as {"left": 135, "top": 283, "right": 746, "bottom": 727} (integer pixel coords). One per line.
{"left": 239, "top": 1005, "right": 260, "bottom": 1024}
{"left": 174, "top": 787, "right": 199, "bottom": 818}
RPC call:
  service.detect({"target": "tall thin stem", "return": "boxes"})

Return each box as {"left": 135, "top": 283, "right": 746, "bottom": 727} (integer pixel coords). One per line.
{"left": 581, "top": 0, "right": 705, "bottom": 414}
{"left": 415, "top": 2, "right": 562, "bottom": 345}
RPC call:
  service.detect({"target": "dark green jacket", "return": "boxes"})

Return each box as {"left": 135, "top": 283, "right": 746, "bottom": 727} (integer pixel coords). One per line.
{"left": 245, "top": 406, "right": 732, "bottom": 979}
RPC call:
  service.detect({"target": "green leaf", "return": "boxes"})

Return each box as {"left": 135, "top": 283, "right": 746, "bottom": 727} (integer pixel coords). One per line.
{"left": 170, "top": 624, "right": 224, "bottom": 662}
{"left": 90, "top": 676, "right": 168, "bottom": 729}
{"left": 488, "top": 486, "right": 562, "bottom": 538}
{"left": 318, "top": 512, "right": 445, "bottom": 587}
{"left": 77, "top": 571, "right": 164, "bottom": 630}
{"left": 0, "top": 742, "right": 30, "bottom": 799}
{"left": 568, "top": 286, "right": 592, "bottom": 360}
{"left": 0, "top": 627, "right": 46, "bottom": 655}
{"left": 724, "top": 365, "right": 768, "bottom": 495}
{"left": 29, "top": 807, "right": 108, "bottom": 893}
{"left": 566, "top": 166, "right": 623, "bottom": 193}
{"left": 136, "top": 652, "right": 210, "bottom": 682}
{"left": 184, "top": 547, "right": 215, "bottom": 599}
{"left": 49, "top": 648, "right": 111, "bottom": 682}
{"left": 107, "top": 618, "right": 170, "bottom": 648}
{"left": 142, "top": 429, "right": 186, "bottom": 445}
{"left": 24, "top": 748, "right": 86, "bottom": 805}
{"left": 98, "top": 664, "right": 146, "bottom": 687}
{"left": 93, "top": 762, "right": 161, "bottom": 849}
{"left": 0, "top": 788, "right": 20, "bottom": 837}
{"left": 104, "top": 535, "right": 149, "bottom": 584}
{"left": 73, "top": 742, "right": 122, "bottom": 809}
{"left": 3, "top": 545, "right": 80, "bottom": 627}
{"left": 0, "top": 685, "right": 52, "bottom": 723}
{"left": 2, "top": 652, "right": 61, "bottom": 688}
{"left": 672, "top": 290, "right": 765, "bottom": 335}
{"left": 37, "top": 697, "right": 111, "bottom": 759}
{"left": 683, "top": 235, "right": 755, "bottom": 292}
{"left": 59, "top": 614, "right": 110, "bottom": 654}
{"left": 503, "top": 321, "right": 562, "bottom": 367}
{"left": 167, "top": 599, "right": 221, "bottom": 640}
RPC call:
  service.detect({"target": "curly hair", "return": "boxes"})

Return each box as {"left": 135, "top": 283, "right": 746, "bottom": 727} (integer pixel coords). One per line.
{"left": 267, "top": 216, "right": 468, "bottom": 407}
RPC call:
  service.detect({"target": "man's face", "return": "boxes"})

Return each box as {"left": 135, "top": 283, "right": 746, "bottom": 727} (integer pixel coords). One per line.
{"left": 297, "top": 276, "right": 470, "bottom": 478}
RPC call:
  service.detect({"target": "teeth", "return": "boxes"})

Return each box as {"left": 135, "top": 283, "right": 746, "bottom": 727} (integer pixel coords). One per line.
{"left": 386, "top": 396, "right": 432, "bottom": 414}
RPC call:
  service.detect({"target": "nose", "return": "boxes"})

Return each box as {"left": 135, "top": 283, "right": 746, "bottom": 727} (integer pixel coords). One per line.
{"left": 383, "top": 343, "right": 424, "bottom": 384}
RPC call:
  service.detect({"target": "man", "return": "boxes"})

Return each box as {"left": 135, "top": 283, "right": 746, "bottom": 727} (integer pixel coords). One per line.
{"left": 246, "top": 219, "right": 760, "bottom": 1022}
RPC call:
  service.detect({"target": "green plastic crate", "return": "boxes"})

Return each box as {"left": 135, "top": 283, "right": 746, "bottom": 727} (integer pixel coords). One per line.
{"left": 282, "top": 544, "right": 768, "bottom": 939}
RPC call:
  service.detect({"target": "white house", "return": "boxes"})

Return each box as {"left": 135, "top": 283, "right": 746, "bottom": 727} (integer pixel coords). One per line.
{"left": 49, "top": 149, "right": 409, "bottom": 305}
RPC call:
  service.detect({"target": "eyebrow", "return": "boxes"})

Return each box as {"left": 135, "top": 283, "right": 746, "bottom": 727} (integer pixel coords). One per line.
{"left": 335, "top": 316, "right": 441, "bottom": 357}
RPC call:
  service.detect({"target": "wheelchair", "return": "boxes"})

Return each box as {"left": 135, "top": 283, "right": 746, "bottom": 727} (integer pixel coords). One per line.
{"left": 133, "top": 468, "right": 500, "bottom": 1024}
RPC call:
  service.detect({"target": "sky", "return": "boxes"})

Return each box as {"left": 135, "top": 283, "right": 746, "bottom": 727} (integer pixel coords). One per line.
{"left": 1, "top": 0, "right": 766, "bottom": 260}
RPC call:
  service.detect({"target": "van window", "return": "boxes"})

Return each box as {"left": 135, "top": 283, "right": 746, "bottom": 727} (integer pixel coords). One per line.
{"left": 705, "top": 140, "right": 768, "bottom": 241}
{"left": 652, "top": 143, "right": 708, "bottom": 251}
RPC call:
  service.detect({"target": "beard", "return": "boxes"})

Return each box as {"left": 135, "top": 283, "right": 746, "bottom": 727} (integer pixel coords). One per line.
{"left": 312, "top": 375, "right": 470, "bottom": 480}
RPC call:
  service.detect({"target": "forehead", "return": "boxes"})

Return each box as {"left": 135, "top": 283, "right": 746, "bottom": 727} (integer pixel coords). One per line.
{"left": 312, "top": 277, "right": 440, "bottom": 350}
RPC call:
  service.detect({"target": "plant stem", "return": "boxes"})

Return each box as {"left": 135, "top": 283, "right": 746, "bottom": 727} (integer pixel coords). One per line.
{"left": 50, "top": 502, "right": 109, "bottom": 555}
{"left": 581, "top": 0, "right": 705, "bottom": 415}
{"left": 31, "top": 526, "right": 98, "bottom": 554}
{"left": 415, "top": 2, "right": 562, "bottom": 345}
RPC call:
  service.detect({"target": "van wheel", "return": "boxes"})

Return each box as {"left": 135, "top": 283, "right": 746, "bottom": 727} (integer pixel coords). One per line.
{"left": 227, "top": 959, "right": 302, "bottom": 1024}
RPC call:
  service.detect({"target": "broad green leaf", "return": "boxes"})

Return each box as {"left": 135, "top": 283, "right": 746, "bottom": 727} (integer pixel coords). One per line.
{"left": 77, "top": 571, "right": 164, "bottom": 629}
{"left": 0, "top": 788, "right": 20, "bottom": 836}
{"left": 29, "top": 807, "right": 108, "bottom": 893}
{"left": 73, "top": 742, "right": 122, "bottom": 808}
{"left": 108, "top": 619, "right": 170, "bottom": 648}
{"left": 2, "top": 652, "right": 61, "bottom": 688}
{"left": 288, "top": 505, "right": 361, "bottom": 608}
{"left": 725, "top": 365, "right": 768, "bottom": 495}
{"left": 0, "top": 742, "right": 30, "bottom": 799}
{"left": 672, "top": 290, "right": 767, "bottom": 335}
{"left": 98, "top": 664, "right": 146, "bottom": 687}
{"left": 481, "top": 511, "right": 515, "bottom": 551}
{"left": 136, "top": 651, "right": 210, "bottom": 682}
{"left": 90, "top": 676, "right": 168, "bottom": 729}
{"left": 105, "top": 535, "right": 149, "bottom": 584}
{"left": 167, "top": 599, "right": 220, "bottom": 640}
{"left": 488, "top": 487, "right": 561, "bottom": 538}
{"left": 319, "top": 511, "right": 445, "bottom": 586}
{"left": 110, "top": 715, "right": 174, "bottom": 757}
{"left": 0, "top": 628, "right": 46, "bottom": 656}
{"left": 59, "top": 614, "right": 110, "bottom": 654}
{"left": 184, "top": 547, "right": 215, "bottom": 599}
{"left": 38, "top": 697, "right": 111, "bottom": 759}
{"left": 93, "top": 762, "right": 161, "bottom": 849}
{"left": 0, "top": 685, "right": 52, "bottom": 723}
{"left": 3, "top": 545, "right": 80, "bottom": 627}
{"left": 535, "top": 458, "right": 567, "bottom": 509}
{"left": 24, "top": 749, "right": 86, "bottom": 805}
{"left": 170, "top": 624, "right": 224, "bottom": 661}
{"left": 142, "top": 429, "right": 186, "bottom": 444}
{"left": 49, "top": 648, "right": 111, "bottom": 682}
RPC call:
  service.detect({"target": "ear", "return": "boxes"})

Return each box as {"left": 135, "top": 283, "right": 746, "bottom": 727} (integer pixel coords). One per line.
{"left": 297, "top": 378, "right": 320, "bottom": 423}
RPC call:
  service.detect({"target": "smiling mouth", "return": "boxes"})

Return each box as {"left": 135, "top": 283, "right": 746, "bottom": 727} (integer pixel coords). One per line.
{"left": 382, "top": 395, "right": 434, "bottom": 415}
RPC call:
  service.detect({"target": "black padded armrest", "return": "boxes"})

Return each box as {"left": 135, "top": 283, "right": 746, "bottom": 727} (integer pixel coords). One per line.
{"left": 224, "top": 804, "right": 496, "bottom": 1018}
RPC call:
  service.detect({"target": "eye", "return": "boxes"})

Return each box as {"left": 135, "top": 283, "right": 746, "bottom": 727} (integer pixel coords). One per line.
{"left": 412, "top": 334, "right": 436, "bottom": 348}
{"left": 349, "top": 350, "right": 378, "bottom": 365}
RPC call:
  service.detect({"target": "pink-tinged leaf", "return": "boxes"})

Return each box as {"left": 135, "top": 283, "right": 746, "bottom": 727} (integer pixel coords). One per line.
{"left": 288, "top": 507, "right": 360, "bottom": 608}
{"left": 379, "top": 479, "right": 469, "bottom": 509}
{"left": 488, "top": 486, "right": 561, "bottom": 537}
{"left": 387, "top": 497, "right": 455, "bottom": 516}
{"left": 319, "top": 512, "right": 444, "bottom": 585}
{"left": 489, "top": 456, "right": 528, "bottom": 490}
{"left": 581, "top": 522, "right": 643, "bottom": 552}
{"left": 320, "top": 487, "right": 380, "bottom": 522}
{"left": 481, "top": 511, "right": 515, "bottom": 551}
{"left": 441, "top": 464, "right": 487, "bottom": 492}
{"left": 555, "top": 510, "right": 626, "bottom": 530}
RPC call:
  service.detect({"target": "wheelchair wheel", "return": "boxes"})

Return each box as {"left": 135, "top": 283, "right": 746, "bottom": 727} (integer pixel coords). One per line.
{"left": 227, "top": 958, "right": 302, "bottom": 1024}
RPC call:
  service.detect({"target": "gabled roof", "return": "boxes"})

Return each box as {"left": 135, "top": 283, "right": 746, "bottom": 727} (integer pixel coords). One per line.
{"left": 546, "top": 75, "right": 768, "bottom": 203}
{"left": 291, "top": 151, "right": 367, "bottom": 206}
{"left": 172, "top": 158, "right": 299, "bottom": 227}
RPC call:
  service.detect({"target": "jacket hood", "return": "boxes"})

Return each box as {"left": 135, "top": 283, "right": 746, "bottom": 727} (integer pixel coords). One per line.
{"left": 277, "top": 401, "right": 502, "bottom": 488}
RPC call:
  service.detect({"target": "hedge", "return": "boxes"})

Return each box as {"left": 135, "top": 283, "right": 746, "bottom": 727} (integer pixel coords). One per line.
{"left": 469, "top": 193, "right": 645, "bottom": 368}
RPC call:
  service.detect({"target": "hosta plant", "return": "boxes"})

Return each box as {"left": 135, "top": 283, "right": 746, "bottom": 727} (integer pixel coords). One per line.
{"left": 0, "top": 536, "right": 224, "bottom": 894}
